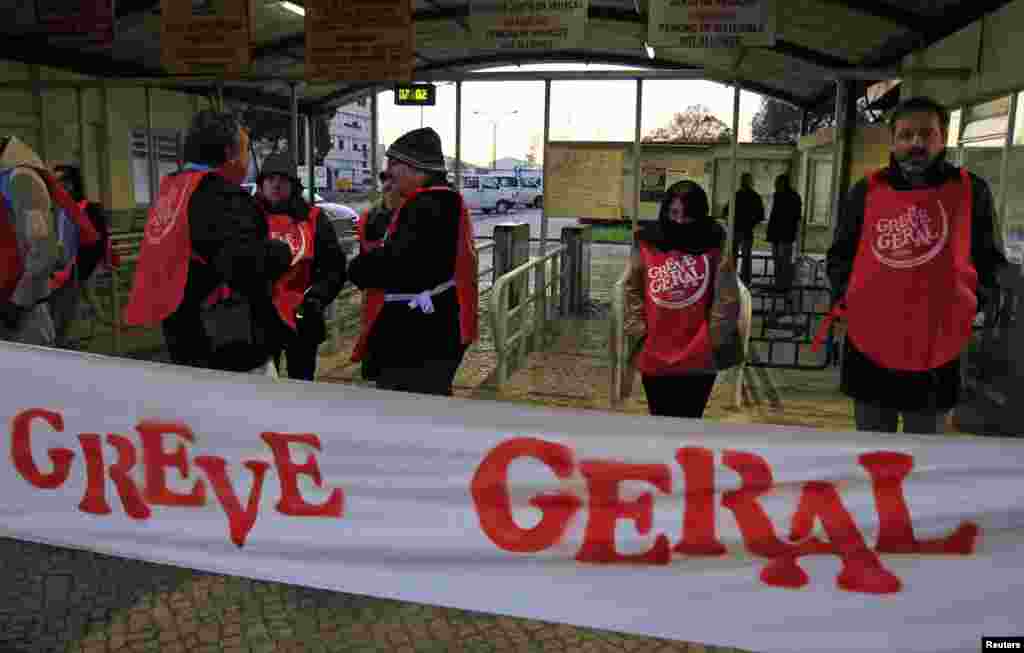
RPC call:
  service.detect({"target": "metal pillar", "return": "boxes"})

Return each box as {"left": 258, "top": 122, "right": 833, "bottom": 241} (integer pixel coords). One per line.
{"left": 828, "top": 80, "right": 853, "bottom": 237}
{"left": 799, "top": 109, "right": 809, "bottom": 137}
{"left": 32, "top": 66, "right": 48, "bottom": 164}
{"left": 76, "top": 87, "right": 87, "bottom": 197}
{"left": 305, "top": 113, "right": 315, "bottom": 196}
{"left": 216, "top": 83, "right": 224, "bottom": 111}
{"left": 540, "top": 79, "right": 552, "bottom": 254}
{"left": 370, "top": 90, "right": 380, "bottom": 199}
{"left": 290, "top": 83, "right": 300, "bottom": 170}
{"left": 997, "top": 92, "right": 1018, "bottom": 231}
{"left": 145, "top": 86, "right": 157, "bottom": 205}
{"left": 455, "top": 81, "right": 462, "bottom": 188}
{"left": 727, "top": 82, "right": 741, "bottom": 255}
{"left": 100, "top": 83, "right": 114, "bottom": 210}
{"left": 632, "top": 79, "right": 643, "bottom": 246}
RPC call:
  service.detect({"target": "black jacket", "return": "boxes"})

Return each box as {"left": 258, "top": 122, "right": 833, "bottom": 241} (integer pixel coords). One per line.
{"left": 348, "top": 190, "right": 465, "bottom": 372}
{"left": 162, "top": 172, "right": 293, "bottom": 372}
{"left": 826, "top": 156, "right": 1008, "bottom": 411}
{"left": 75, "top": 201, "right": 111, "bottom": 281}
{"left": 766, "top": 189, "right": 802, "bottom": 244}
{"left": 728, "top": 187, "right": 765, "bottom": 238}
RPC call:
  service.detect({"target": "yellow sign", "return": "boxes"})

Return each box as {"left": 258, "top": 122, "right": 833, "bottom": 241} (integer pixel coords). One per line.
{"left": 306, "top": 0, "right": 414, "bottom": 82}
{"left": 544, "top": 145, "right": 623, "bottom": 221}
{"left": 160, "top": 0, "right": 254, "bottom": 75}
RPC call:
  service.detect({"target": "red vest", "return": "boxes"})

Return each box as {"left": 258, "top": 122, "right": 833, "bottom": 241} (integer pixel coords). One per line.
{"left": 813, "top": 169, "right": 977, "bottom": 371}
{"left": 267, "top": 207, "right": 319, "bottom": 330}
{"left": 49, "top": 198, "right": 104, "bottom": 290}
{"left": 636, "top": 243, "right": 718, "bottom": 376}
{"left": 351, "top": 187, "right": 479, "bottom": 362}
{"left": 356, "top": 206, "right": 389, "bottom": 254}
{"left": 123, "top": 171, "right": 209, "bottom": 327}
{"left": 0, "top": 198, "right": 20, "bottom": 303}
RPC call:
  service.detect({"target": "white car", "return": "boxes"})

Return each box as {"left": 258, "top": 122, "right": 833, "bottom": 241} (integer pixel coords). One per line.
{"left": 457, "top": 174, "right": 517, "bottom": 214}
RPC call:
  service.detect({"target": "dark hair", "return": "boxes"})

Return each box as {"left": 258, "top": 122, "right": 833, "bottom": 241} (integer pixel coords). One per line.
{"left": 54, "top": 164, "right": 85, "bottom": 202}
{"left": 775, "top": 173, "right": 791, "bottom": 190}
{"left": 889, "top": 96, "right": 950, "bottom": 133}
{"left": 660, "top": 180, "right": 709, "bottom": 223}
{"left": 183, "top": 110, "right": 241, "bottom": 166}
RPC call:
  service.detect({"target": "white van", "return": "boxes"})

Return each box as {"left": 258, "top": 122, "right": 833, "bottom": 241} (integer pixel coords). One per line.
{"left": 518, "top": 176, "right": 543, "bottom": 209}
{"left": 457, "top": 174, "right": 517, "bottom": 214}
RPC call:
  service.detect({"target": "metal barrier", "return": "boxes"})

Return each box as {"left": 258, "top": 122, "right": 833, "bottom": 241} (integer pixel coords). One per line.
{"left": 489, "top": 245, "right": 567, "bottom": 386}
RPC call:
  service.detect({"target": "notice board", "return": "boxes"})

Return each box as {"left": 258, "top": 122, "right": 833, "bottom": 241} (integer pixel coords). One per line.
{"left": 305, "top": 0, "right": 414, "bottom": 82}
{"left": 544, "top": 144, "right": 623, "bottom": 221}
{"left": 160, "top": 0, "right": 254, "bottom": 75}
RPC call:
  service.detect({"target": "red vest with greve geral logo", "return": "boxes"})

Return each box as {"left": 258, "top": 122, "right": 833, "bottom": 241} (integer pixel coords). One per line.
{"left": 124, "top": 170, "right": 210, "bottom": 326}
{"left": 351, "top": 187, "right": 479, "bottom": 362}
{"left": 842, "top": 168, "right": 977, "bottom": 371}
{"left": 637, "top": 243, "right": 718, "bottom": 376}
{"left": 267, "top": 208, "right": 318, "bottom": 330}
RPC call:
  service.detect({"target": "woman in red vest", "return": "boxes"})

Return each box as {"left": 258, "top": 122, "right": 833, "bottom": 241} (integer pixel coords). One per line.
{"left": 48, "top": 164, "right": 113, "bottom": 348}
{"left": 348, "top": 128, "right": 478, "bottom": 396}
{"left": 254, "top": 152, "right": 346, "bottom": 381}
{"left": 824, "top": 96, "right": 1008, "bottom": 434}
{"left": 623, "top": 180, "right": 726, "bottom": 418}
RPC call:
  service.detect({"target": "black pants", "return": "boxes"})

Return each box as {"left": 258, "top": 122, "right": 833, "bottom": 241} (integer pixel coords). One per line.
{"left": 375, "top": 346, "right": 469, "bottom": 397}
{"left": 854, "top": 400, "right": 946, "bottom": 434}
{"left": 283, "top": 339, "right": 319, "bottom": 381}
{"left": 732, "top": 236, "right": 754, "bottom": 285}
{"left": 642, "top": 373, "right": 718, "bottom": 418}
{"left": 771, "top": 242, "right": 795, "bottom": 292}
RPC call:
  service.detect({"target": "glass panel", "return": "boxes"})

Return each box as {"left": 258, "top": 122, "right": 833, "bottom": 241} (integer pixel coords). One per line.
{"left": 810, "top": 159, "right": 833, "bottom": 226}
{"left": 947, "top": 109, "right": 962, "bottom": 148}
{"left": 481, "top": 177, "right": 499, "bottom": 190}
{"left": 962, "top": 146, "right": 1003, "bottom": 223}
{"left": 961, "top": 116, "right": 1008, "bottom": 143}
{"left": 1015, "top": 94, "right": 1024, "bottom": 145}
{"left": 966, "top": 96, "right": 1011, "bottom": 122}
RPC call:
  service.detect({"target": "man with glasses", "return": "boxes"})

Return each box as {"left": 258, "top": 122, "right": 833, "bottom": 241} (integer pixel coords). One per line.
{"left": 348, "top": 127, "right": 478, "bottom": 396}
{"left": 822, "top": 96, "right": 1007, "bottom": 434}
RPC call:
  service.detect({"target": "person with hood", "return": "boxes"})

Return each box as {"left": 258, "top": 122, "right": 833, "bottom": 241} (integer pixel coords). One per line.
{"left": 765, "top": 173, "right": 802, "bottom": 295}
{"left": 124, "top": 110, "right": 294, "bottom": 375}
{"left": 622, "top": 180, "right": 727, "bottom": 418}
{"left": 820, "top": 96, "right": 1007, "bottom": 434}
{"left": 348, "top": 127, "right": 479, "bottom": 396}
{"left": 254, "top": 152, "right": 347, "bottom": 381}
{"left": 0, "top": 136, "right": 98, "bottom": 347}
{"left": 47, "top": 164, "right": 115, "bottom": 348}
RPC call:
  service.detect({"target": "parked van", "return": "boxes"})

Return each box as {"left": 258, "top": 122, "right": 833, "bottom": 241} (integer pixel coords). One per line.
{"left": 518, "top": 176, "right": 543, "bottom": 209}
{"left": 457, "top": 173, "right": 517, "bottom": 214}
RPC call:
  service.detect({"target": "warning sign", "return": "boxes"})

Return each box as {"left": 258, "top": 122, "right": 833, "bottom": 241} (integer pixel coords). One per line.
{"left": 305, "top": 0, "right": 414, "bottom": 83}
{"left": 470, "top": 0, "right": 589, "bottom": 51}
{"left": 648, "top": 0, "right": 776, "bottom": 50}
{"left": 160, "top": 0, "right": 254, "bottom": 75}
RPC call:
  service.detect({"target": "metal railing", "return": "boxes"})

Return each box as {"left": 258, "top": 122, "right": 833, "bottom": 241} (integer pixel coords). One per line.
{"left": 489, "top": 244, "right": 567, "bottom": 386}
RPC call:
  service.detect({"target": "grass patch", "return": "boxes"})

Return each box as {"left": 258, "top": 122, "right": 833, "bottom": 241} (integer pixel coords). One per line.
{"left": 590, "top": 224, "right": 634, "bottom": 243}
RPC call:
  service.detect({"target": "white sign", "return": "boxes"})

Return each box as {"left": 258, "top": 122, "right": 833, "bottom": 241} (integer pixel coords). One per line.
{"left": 471, "top": 0, "right": 589, "bottom": 51}
{"left": 648, "top": 0, "right": 776, "bottom": 49}
{"left": 2, "top": 342, "right": 1024, "bottom": 653}
{"left": 315, "top": 165, "right": 327, "bottom": 188}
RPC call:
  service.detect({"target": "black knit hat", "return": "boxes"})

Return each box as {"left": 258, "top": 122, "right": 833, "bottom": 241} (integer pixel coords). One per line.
{"left": 386, "top": 127, "right": 446, "bottom": 173}
{"left": 257, "top": 151, "right": 302, "bottom": 186}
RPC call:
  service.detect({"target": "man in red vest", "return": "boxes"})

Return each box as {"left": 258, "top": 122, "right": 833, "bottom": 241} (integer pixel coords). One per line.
{"left": 0, "top": 136, "right": 95, "bottom": 347}
{"left": 254, "top": 152, "right": 346, "bottom": 381}
{"left": 124, "top": 111, "right": 294, "bottom": 374}
{"left": 825, "top": 96, "right": 1008, "bottom": 434}
{"left": 348, "top": 127, "right": 479, "bottom": 396}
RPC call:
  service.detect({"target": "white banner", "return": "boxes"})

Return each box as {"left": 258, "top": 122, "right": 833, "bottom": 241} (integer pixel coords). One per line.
{"left": 648, "top": 0, "right": 776, "bottom": 49}
{"left": 470, "top": 0, "right": 589, "bottom": 52}
{"left": 2, "top": 342, "right": 1023, "bottom": 653}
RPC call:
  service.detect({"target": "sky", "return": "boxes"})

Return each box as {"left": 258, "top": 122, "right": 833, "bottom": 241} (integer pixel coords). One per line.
{"left": 374, "top": 64, "right": 764, "bottom": 168}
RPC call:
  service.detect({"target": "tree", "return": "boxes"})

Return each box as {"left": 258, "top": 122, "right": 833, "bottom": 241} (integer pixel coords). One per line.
{"left": 643, "top": 105, "right": 732, "bottom": 144}
{"left": 751, "top": 97, "right": 803, "bottom": 144}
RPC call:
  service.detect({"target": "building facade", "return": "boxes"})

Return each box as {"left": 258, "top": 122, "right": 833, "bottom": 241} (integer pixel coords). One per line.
{"left": 325, "top": 98, "right": 372, "bottom": 190}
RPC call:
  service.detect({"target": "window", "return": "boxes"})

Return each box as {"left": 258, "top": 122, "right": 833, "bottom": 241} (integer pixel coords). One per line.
{"left": 808, "top": 158, "right": 833, "bottom": 227}
{"left": 357, "top": 98, "right": 367, "bottom": 107}
{"left": 463, "top": 177, "right": 479, "bottom": 189}
{"left": 338, "top": 138, "right": 345, "bottom": 150}
{"left": 131, "top": 128, "right": 182, "bottom": 205}
{"left": 498, "top": 177, "right": 518, "bottom": 189}
{"left": 481, "top": 177, "right": 500, "bottom": 190}
{"left": 1015, "top": 94, "right": 1024, "bottom": 145}
{"left": 520, "top": 177, "right": 540, "bottom": 188}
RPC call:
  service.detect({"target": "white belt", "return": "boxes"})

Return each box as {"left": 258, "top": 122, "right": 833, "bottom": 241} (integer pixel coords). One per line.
{"left": 384, "top": 280, "right": 455, "bottom": 314}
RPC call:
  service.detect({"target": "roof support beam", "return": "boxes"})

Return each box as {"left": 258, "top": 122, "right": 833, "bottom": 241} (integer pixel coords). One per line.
{"left": 821, "top": 0, "right": 924, "bottom": 31}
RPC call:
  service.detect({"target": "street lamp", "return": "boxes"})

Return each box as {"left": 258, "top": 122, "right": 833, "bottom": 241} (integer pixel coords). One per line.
{"left": 473, "top": 109, "right": 519, "bottom": 170}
